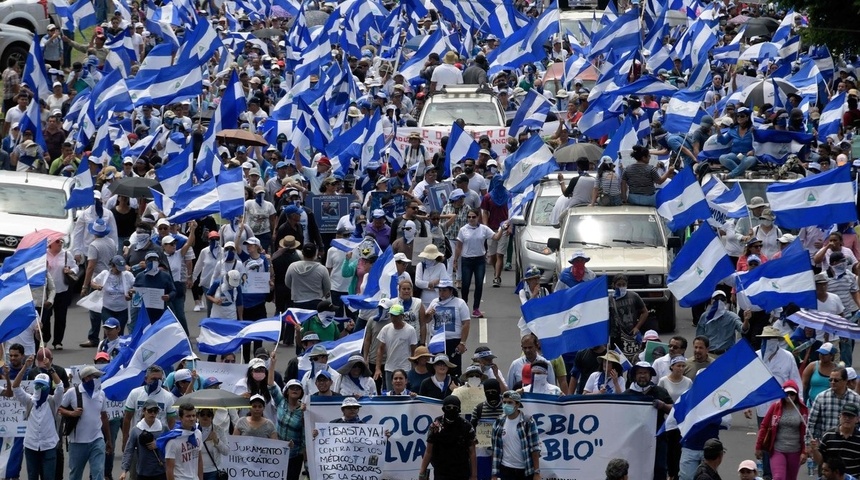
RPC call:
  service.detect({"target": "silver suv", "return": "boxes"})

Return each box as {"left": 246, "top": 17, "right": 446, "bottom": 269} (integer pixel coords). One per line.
{"left": 418, "top": 85, "right": 506, "bottom": 129}
{"left": 0, "top": 0, "right": 54, "bottom": 35}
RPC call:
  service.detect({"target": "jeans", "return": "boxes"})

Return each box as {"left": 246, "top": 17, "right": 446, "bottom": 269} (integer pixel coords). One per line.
{"left": 627, "top": 193, "right": 656, "bottom": 206}
{"left": 719, "top": 153, "right": 758, "bottom": 178}
{"left": 69, "top": 438, "right": 106, "bottom": 480}
{"left": 170, "top": 282, "right": 188, "bottom": 335}
{"left": 286, "top": 455, "right": 303, "bottom": 480}
{"left": 770, "top": 450, "right": 802, "bottom": 480}
{"left": 24, "top": 447, "right": 57, "bottom": 480}
{"left": 203, "top": 472, "right": 220, "bottom": 480}
{"left": 679, "top": 448, "right": 703, "bottom": 480}
{"left": 88, "top": 310, "right": 101, "bottom": 343}
{"left": 498, "top": 465, "right": 529, "bottom": 480}
{"left": 104, "top": 417, "right": 122, "bottom": 479}
{"left": 460, "top": 256, "right": 485, "bottom": 310}
{"left": 841, "top": 338, "right": 854, "bottom": 367}
{"left": 42, "top": 289, "right": 74, "bottom": 346}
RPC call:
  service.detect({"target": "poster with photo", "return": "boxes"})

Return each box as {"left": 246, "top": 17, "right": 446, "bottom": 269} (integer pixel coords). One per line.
{"left": 428, "top": 183, "right": 453, "bottom": 213}
{"left": 311, "top": 195, "right": 348, "bottom": 233}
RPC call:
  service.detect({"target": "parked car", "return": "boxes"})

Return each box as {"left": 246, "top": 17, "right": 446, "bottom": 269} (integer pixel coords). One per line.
{"left": 0, "top": 0, "right": 54, "bottom": 35}
{"left": 418, "top": 85, "right": 506, "bottom": 130}
{"left": 546, "top": 205, "right": 681, "bottom": 332}
{"left": 0, "top": 171, "right": 75, "bottom": 258}
{"left": 0, "top": 23, "right": 32, "bottom": 68}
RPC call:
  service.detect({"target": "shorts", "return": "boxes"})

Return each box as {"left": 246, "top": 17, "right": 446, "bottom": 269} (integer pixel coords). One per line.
{"left": 487, "top": 234, "right": 509, "bottom": 256}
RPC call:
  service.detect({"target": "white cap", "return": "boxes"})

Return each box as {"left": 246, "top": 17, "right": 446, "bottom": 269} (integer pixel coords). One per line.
{"left": 393, "top": 252, "right": 410, "bottom": 263}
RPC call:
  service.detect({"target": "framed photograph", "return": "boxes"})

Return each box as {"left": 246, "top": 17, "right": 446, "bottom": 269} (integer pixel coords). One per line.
{"left": 428, "top": 183, "right": 453, "bottom": 213}
{"left": 644, "top": 341, "right": 670, "bottom": 364}
{"left": 310, "top": 195, "right": 348, "bottom": 233}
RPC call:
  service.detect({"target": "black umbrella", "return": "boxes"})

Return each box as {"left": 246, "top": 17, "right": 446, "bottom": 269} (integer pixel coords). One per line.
{"left": 743, "top": 17, "right": 779, "bottom": 38}
{"left": 108, "top": 176, "right": 163, "bottom": 199}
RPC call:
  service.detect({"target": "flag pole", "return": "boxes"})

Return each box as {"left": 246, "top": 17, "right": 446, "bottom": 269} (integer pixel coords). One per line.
{"left": 37, "top": 283, "right": 47, "bottom": 350}
{"left": 272, "top": 311, "right": 283, "bottom": 354}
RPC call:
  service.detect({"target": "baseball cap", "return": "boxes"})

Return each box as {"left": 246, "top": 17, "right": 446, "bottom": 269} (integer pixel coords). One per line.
{"left": 842, "top": 403, "right": 859, "bottom": 417}
{"left": 738, "top": 460, "right": 757, "bottom": 472}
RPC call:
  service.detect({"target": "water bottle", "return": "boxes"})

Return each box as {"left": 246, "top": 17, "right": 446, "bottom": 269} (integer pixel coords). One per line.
{"left": 756, "top": 458, "right": 764, "bottom": 474}
{"left": 807, "top": 457, "right": 815, "bottom": 477}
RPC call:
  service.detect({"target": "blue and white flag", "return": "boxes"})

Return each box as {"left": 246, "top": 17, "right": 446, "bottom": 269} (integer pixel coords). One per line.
{"left": 0, "top": 270, "right": 38, "bottom": 344}
{"left": 297, "top": 329, "right": 365, "bottom": 374}
{"left": 23, "top": 34, "right": 50, "bottom": 100}
{"left": 487, "top": 6, "right": 558, "bottom": 74}
{"left": 342, "top": 247, "right": 398, "bottom": 310}
{"left": 197, "top": 316, "right": 282, "bottom": 355}
{"left": 735, "top": 246, "right": 816, "bottom": 312}
{"left": 216, "top": 167, "right": 245, "bottom": 220}
{"left": 428, "top": 326, "right": 446, "bottom": 354}
{"left": 101, "top": 309, "right": 191, "bottom": 401}
{"left": 284, "top": 308, "right": 318, "bottom": 326}
{"left": 161, "top": 176, "right": 220, "bottom": 223}
{"left": 128, "top": 61, "right": 203, "bottom": 107}
{"left": 399, "top": 29, "right": 446, "bottom": 81}
{"left": 751, "top": 129, "right": 813, "bottom": 164}
{"left": 663, "top": 89, "right": 707, "bottom": 134}
{"left": 601, "top": 115, "right": 637, "bottom": 163}
{"left": 89, "top": 69, "right": 133, "bottom": 124}
{"left": 656, "top": 167, "right": 711, "bottom": 231}
{"left": 330, "top": 237, "right": 362, "bottom": 253}
{"left": 508, "top": 89, "right": 552, "bottom": 137}
{"left": 503, "top": 135, "right": 558, "bottom": 194}
{"left": 18, "top": 98, "right": 47, "bottom": 153}
{"left": 154, "top": 143, "right": 194, "bottom": 215}
{"left": 520, "top": 276, "right": 609, "bottom": 359}
{"left": 0, "top": 239, "right": 47, "bottom": 287}
{"left": 71, "top": 0, "right": 97, "bottom": 31}
{"left": 612, "top": 345, "right": 633, "bottom": 371}
{"left": 766, "top": 165, "right": 857, "bottom": 230}
{"left": 701, "top": 175, "right": 748, "bottom": 219}
{"left": 817, "top": 92, "right": 846, "bottom": 142}
{"left": 589, "top": 9, "right": 639, "bottom": 59}
{"left": 65, "top": 159, "right": 95, "bottom": 209}
{"left": 446, "top": 122, "right": 480, "bottom": 177}
{"left": 667, "top": 225, "right": 735, "bottom": 308}
{"left": 663, "top": 340, "right": 784, "bottom": 438}
{"left": 697, "top": 134, "right": 732, "bottom": 162}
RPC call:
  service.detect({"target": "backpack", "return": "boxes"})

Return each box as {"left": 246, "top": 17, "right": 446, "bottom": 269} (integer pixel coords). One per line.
{"left": 59, "top": 386, "right": 84, "bottom": 436}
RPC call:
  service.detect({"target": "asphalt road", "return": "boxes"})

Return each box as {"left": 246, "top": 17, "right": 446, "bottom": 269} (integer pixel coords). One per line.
{"left": 44, "top": 268, "right": 820, "bottom": 479}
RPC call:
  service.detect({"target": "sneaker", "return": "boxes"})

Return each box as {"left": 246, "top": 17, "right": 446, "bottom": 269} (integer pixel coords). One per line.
{"left": 79, "top": 341, "right": 97, "bottom": 348}
{"left": 193, "top": 303, "right": 203, "bottom": 312}
{"left": 472, "top": 309, "right": 483, "bottom": 318}
{"left": 492, "top": 277, "right": 501, "bottom": 288}
{"left": 504, "top": 263, "right": 512, "bottom": 271}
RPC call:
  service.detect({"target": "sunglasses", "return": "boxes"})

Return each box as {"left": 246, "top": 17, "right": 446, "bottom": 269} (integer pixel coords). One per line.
{"left": 830, "top": 378, "right": 844, "bottom": 383}
{"left": 198, "top": 411, "right": 213, "bottom": 417}
{"left": 145, "top": 408, "right": 160, "bottom": 413}
{"left": 467, "top": 216, "right": 478, "bottom": 219}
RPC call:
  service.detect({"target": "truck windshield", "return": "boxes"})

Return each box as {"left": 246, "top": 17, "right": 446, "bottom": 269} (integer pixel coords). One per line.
{"left": 422, "top": 102, "right": 502, "bottom": 126}
{"left": 0, "top": 185, "right": 67, "bottom": 218}
{"left": 564, "top": 214, "right": 663, "bottom": 247}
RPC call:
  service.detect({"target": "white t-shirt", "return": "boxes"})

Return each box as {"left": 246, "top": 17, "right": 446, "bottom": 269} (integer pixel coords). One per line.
{"left": 501, "top": 415, "right": 527, "bottom": 468}
{"left": 467, "top": 175, "right": 487, "bottom": 195}
{"left": 93, "top": 270, "right": 135, "bottom": 311}
{"left": 457, "top": 224, "right": 494, "bottom": 258}
{"left": 123, "top": 386, "right": 178, "bottom": 425}
{"left": 325, "top": 247, "right": 350, "bottom": 292}
{"left": 583, "top": 371, "right": 626, "bottom": 394}
{"left": 817, "top": 292, "right": 844, "bottom": 343}
{"left": 244, "top": 200, "right": 276, "bottom": 235}
{"left": 430, "top": 64, "right": 463, "bottom": 89}
{"left": 62, "top": 385, "right": 107, "bottom": 443}
{"left": 657, "top": 375, "right": 693, "bottom": 403}
{"left": 164, "top": 430, "right": 203, "bottom": 480}
{"left": 427, "top": 296, "right": 471, "bottom": 339}
{"left": 377, "top": 322, "right": 418, "bottom": 372}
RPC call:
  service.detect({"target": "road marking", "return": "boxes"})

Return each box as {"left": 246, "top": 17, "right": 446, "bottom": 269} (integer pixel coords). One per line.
{"left": 479, "top": 317, "right": 487, "bottom": 343}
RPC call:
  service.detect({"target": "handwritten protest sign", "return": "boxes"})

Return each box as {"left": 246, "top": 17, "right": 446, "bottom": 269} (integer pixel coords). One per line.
{"left": 195, "top": 361, "right": 249, "bottom": 394}
{"left": 0, "top": 381, "right": 32, "bottom": 437}
{"left": 222, "top": 435, "right": 290, "bottom": 480}
{"left": 313, "top": 423, "right": 387, "bottom": 480}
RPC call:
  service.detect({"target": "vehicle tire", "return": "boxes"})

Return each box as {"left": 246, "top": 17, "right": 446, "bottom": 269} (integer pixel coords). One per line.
{"left": 1, "top": 43, "right": 29, "bottom": 69}
{"left": 653, "top": 297, "right": 677, "bottom": 333}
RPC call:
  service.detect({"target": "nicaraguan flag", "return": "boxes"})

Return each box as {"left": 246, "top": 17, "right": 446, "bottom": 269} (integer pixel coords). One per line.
{"left": 216, "top": 167, "right": 245, "bottom": 220}
{"left": 663, "top": 339, "right": 784, "bottom": 438}
{"left": 197, "top": 316, "right": 282, "bottom": 355}
{"left": 487, "top": 6, "right": 558, "bottom": 75}
{"left": 697, "top": 133, "right": 732, "bottom": 162}
{"left": 589, "top": 9, "right": 639, "bottom": 59}
{"left": 656, "top": 167, "right": 711, "bottom": 231}
{"left": 663, "top": 89, "right": 706, "bottom": 134}
{"left": 160, "top": 176, "right": 219, "bottom": 223}
{"left": 520, "top": 276, "right": 609, "bottom": 359}
{"left": 297, "top": 329, "right": 365, "bottom": 375}
{"left": 284, "top": 308, "right": 318, "bottom": 326}
{"left": 735, "top": 246, "right": 816, "bottom": 312}
{"left": 101, "top": 309, "right": 191, "bottom": 401}
{"left": 751, "top": 129, "right": 813, "bottom": 164}
{"left": 0, "top": 239, "right": 47, "bottom": 287}
{"left": 612, "top": 345, "right": 633, "bottom": 371}
{"left": 342, "top": 247, "right": 398, "bottom": 310}
{"left": 508, "top": 89, "right": 552, "bottom": 137}
{"left": 667, "top": 225, "right": 735, "bottom": 308}
{"left": 446, "top": 122, "right": 480, "bottom": 177}
{"left": 701, "top": 175, "right": 749, "bottom": 219}
{"left": 330, "top": 237, "right": 362, "bottom": 253}
{"left": 502, "top": 135, "right": 559, "bottom": 194}
{"left": 23, "top": 33, "right": 50, "bottom": 100}
{"left": 0, "top": 271, "right": 37, "bottom": 343}
{"left": 428, "top": 326, "right": 446, "bottom": 354}
{"left": 817, "top": 92, "right": 846, "bottom": 142}
{"left": 64, "top": 159, "right": 95, "bottom": 209}
{"left": 601, "top": 115, "right": 637, "bottom": 163}
{"left": 766, "top": 164, "right": 857, "bottom": 229}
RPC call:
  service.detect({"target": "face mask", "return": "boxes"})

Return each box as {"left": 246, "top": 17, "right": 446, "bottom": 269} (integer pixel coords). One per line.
{"left": 312, "top": 361, "right": 327, "bottom": 372}
{"left": 502, "top": 404, "right": 516, "bottom": 416}
{"left": 488, "top": 166, "right": 498, "bottom": 174}
{"left": 761, "top": 219, "right": 773, "bottom": 227}
{"left": 255, "top": 193, "right": 264, "bottom": 205}
{"left": 145, "top": 379, "right": 163, "bottom": 394}
{"left": 464, "top": 166, "right": 474, "bottom": 175}
{"left": 443, "top": 408, "right": 460, "bottom": 421}
{"left": 834, "top": 263, "right": 848, "bottom": 276}
{"left": 146, "top": 261, "right": 158, "bottom": 275}
{"left": 403, "top": 228, "right": 415, "bottom": 242}
{"left": 467, "top": 377, "right": 481, "bottom": 388}
{"left": 209, "top": 240, "right": 218, "bottom": 251}
{"left": 763, "top": 339, "right": 779, "bottom": 357}
{"left": 135, "top": 236, "right": 149, "bottom": 251}
{"left": 252, "top": 372, "right": 266, "bottom": 382}
{"left": 614, "top": 287, "right": 627, "bottom": 298}
{"left": 226, "top": 251, "right": 235, "bottom": 261}
{"left": 82, "top": 378, "right": 97, "bottom": 396}
{"left": 293, "top": 199, "right": 302, "bottom": 206}
{"left": 532, "top": 373, "right": 548, "bottom": 391}
{"left": 318, "top": 311, "right": 335, "bottom": 327}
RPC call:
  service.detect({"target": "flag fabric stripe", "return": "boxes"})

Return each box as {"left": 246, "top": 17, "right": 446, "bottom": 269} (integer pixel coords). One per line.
{"left": 0, "top": 239, "right": 47, "bottom": 287}
{"left": 766, "top": 165, "right": 857, "bottom": 229}
{"left": 735, "top": 246, "right": 816, "bottom": 312}
{"left": 297, "top": 329, "right": 365, "bottom": 374}
{"left": 0, "top": 271, "right": 37, "bottom": 344}
{"left": 197, "top": 317, "right": 281, "bottom": 354}
{"left": 656, "top": 167, "right": 711, "bottom": 231}
{"left": 668, "top": 226, "right": 735, "bottom": 307}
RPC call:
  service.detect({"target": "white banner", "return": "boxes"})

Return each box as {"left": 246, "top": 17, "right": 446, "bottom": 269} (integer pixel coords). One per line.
{"left": 305, "top": 395, "right": 656, "bottom": 480}
{"left": 0, "top": 381, "right": 32, "bottom": 438}
{"left": 393, "top": 127, "right": 510, "bottom": 167}
{"left": 305, "top": 396, "right": 441, "bottom": 480}
{"left": 195, "top": 361, "right": 250, "bottom": 394}
{"left": 313, "top": 422, "right": 387, "bottom": 480}
{"left": 222, "top": 435, "right": 290, "bottom": 480}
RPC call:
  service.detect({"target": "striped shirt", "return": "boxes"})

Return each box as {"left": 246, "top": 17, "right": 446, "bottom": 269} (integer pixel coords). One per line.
{"left": 827, "top": 272, "right": 860, "bottom": 315}
{"left": 621, "top": 163, "right": 661, "bottom": 196}
{"left": 819, "top": 428, "right": 860, "bottom": 476}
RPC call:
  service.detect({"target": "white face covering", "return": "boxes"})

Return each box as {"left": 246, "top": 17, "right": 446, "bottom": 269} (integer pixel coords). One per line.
{"left": 403, "top": 221, "right": 416, "bottom": 243}
{"left": 467, "top": 377, "right": 481, "bottom": 388}
{"left": 763, "top": 339, "right": 779, "bottom": 358}
{"left": 531, "top": 373, "right": 548, "bottom": 392}
{"left": 318, "top": 311, "right": 335, "bottom": 327}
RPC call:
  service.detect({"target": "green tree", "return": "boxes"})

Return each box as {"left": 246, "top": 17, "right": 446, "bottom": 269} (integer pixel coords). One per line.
{"left": 780, "top": 0, "right": 860, "bottom": 54}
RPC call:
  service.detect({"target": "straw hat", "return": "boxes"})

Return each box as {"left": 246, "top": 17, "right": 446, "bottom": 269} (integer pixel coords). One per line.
{"left": 418, "top": 244, "right": 444, "bottom": 260}
{"left": 409, "top": 346, "right": 433, "bottom": 361}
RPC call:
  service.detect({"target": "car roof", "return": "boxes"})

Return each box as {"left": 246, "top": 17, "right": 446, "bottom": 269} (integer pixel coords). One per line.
{"left": 566, "top": 205, "right": 657, "bottom": 216}
{"left": 0, "top": 171, "right": 73, "bottom": 191}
